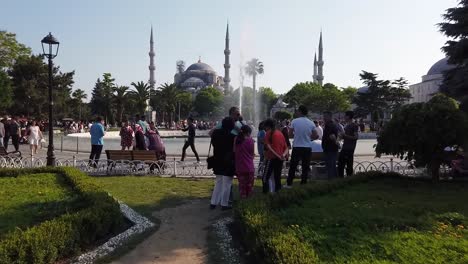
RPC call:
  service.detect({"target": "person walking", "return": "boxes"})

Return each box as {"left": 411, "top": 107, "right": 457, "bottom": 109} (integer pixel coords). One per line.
{"left": 89, "top": 116, "right": 106, "bottom": 166}
{"left": 234, "top": 125, "right": 255, "bottom": 198}
{"left": 262, "top": 119, "right": 288, "bottom": 193}
{"left": 286, "top": 106, "right": 318, "bottom": 187}
{"left": 210, "top": 117, "right": 236, "bottom": 210}
{"left": 119, "top": 121, "right": 134, "bottom": 150}
{"left": 338, "top": 111, "right": 359, "bottom": 178}
{"left": 8, "top": 117, "right": 21, "bottom": 152}
{"left": 27, "top": 121, "right": 42, "bottom": 155}
{"left": 322, "top": 111, "right": 339, "bottom": 179}
{"left": 181, "top": 117, "right": 200, "bottom": 162}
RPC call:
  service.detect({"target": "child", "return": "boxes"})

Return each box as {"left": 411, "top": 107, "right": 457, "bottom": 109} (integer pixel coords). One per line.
{"left": 234, "top": 125, "right": 255, "bottom": 198}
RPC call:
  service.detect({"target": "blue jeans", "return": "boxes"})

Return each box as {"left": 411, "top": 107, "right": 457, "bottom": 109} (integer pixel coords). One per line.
{"left": 324, "top": 151, "right": 338, "bottom": 179}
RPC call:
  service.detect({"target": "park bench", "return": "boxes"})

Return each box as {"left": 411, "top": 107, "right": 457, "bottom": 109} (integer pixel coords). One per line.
{"left": 0, "top": 146, "right": 21, "bottom": 158}
{"left": 105, "top": 150, "right": 133, "bottom": 172}
{"left": 105, "top": 150, "right": 163, "bottom": 173}
{"left": 310, "top": 152, "right": 326, "bottom": 179}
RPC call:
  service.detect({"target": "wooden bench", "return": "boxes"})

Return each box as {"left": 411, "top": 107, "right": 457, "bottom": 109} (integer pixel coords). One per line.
{"left": 0, "top": 146, "right": 21, "bottom": 158}
{"left": 105, "top": 150, "right": 162, "bottom": 173}
{"left": 310, "top": 152, "right": 326, "bottom": 180}
{"left": 105, "top": 150, "right": 133, "bottom": 161}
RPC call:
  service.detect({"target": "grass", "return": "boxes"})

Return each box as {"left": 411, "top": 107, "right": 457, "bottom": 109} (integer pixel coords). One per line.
{"left": 92, "top": 176, "right": 215, "bottom": 219}
{"left": 276, "top": 178, "right": 468, "bottom": 263}
{"left": 0, "top": 173, "right": 85, "bottom": 239}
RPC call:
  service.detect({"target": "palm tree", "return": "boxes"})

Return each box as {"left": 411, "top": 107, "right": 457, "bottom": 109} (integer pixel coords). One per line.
{"left": 245, "top": 58, "right": 264, "bottom": 125}
{"left": 113, "top": 85, "right": 129, "bottom": 124}
{"left": 154, "top": 83, "right": 179, "bottom": 123}
{"left": 129, "top": 81, "right": 152, "bottom": 115}
{"left": 72, "top": 89, "right": 87, "bottom": 120}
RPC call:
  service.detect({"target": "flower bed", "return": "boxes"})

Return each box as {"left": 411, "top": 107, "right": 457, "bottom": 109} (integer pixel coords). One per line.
{"left": 234, "top": 172, "right": 468, "bottom": 264}
{"left": 0, "top": 167, "right": 127, "bottom": 264}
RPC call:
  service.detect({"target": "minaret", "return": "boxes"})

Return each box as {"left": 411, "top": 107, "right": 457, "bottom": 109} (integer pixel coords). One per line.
{"left": 223, "top": 23, "right": 231, "bottom": 94}
{"left": 313, "top": 53, "right": 318, "bottom": 83}
{"left": 148, "top": 26, "right": 156, "bottom": 88}
{"left": 317, "top": 31, "right": 324, "bottom": 86}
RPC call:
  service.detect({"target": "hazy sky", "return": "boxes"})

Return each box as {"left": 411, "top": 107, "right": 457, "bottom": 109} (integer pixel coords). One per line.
{"left": 2, "top": 0, "right": 457, "bottom": 98}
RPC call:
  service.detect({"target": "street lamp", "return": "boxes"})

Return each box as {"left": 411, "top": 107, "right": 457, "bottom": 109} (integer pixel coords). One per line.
{"left": 41, "top": 32, "right": 60, "bottom": 166}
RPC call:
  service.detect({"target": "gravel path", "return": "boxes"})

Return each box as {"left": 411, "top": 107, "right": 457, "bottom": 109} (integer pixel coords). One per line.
{"left": 111, "top": 199, "right": 222, "bottom": 264}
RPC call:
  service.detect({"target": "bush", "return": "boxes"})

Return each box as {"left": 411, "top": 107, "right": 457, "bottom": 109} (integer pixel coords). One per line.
{"left": 234, "top": 171, "right": 401, "bottom": 264}
{"left": 0, "top": 167, "right": 126, "bottom": 264}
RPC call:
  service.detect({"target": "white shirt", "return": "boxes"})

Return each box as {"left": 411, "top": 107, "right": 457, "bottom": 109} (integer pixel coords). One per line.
{"left": 0, "top": 122, "right": 4, "bottom": 137}
{"left": 28, "top": 126, "right": 40, "bottom": 140}
{"left": 310, "top": 140, "right": 323, "bottom": 152}
{"left": 291, "top": 117, "right": 316, "bottom": 148}
{"left": 316, "top": 125, "right": 323, "bottom": 140}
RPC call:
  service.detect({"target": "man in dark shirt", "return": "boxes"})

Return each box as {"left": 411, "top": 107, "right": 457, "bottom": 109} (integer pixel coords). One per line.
{"left": 338, "top": 111, "right": 359, "bottom": 178}
{"left": 321, "top": 111, "right": 339, "bottom": 179}
{"left": 8, "top": 117, "right": 21, "bottom": 152}
{"left": 181, "top": 117, "right": 200, "bottom": 162}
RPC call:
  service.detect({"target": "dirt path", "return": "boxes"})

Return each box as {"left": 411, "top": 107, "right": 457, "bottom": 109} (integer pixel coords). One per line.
{"left": 111, "top": 199, "right": 222, "bottom": 264}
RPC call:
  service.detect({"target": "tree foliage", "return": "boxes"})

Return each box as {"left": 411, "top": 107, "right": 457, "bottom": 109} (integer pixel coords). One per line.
{"left": 129, "top": 81, "right": 152, "bottom": 115}
{"left": 283, "top": 82, "right": 321, "bottom": 108}
{"left": 439, "top": 0, "right": 468, "bottom": 112}
{"left": 274, "top": 111, "right": 292, "bottom": 121}
{"left": 90, "top": 73, "right": 115, "bottom": 123}
{"left": 376, "top": 94, "right": 468, "bottom": 180}
{"left": 232, "top": 86, "right": 254, "bottom": 121}
{"left": 245, "top": 58, "right": 264, "bottom": 124}
{"left": 0, "top": 70, "right": 13, "bottom": 114}
{"left": 258, "top": 87, "right": 278, "bottom": 119}
{"left": 194, "top": 86, "right": 223, "bottom": 116}
{"left": 0, "top": 30, "right": 31, "bottom": 69}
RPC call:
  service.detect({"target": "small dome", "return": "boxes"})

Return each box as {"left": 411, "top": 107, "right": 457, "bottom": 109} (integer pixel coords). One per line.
{"left": 427, "top": 58, "right": 455, "bottom": 76}
{"left": 186, "top": 62, "right": 215, "bottom": 72}
{"left": 181, "top": 77, "right": 205, "bottom": 88}
{"left": 357, "top": 86, "right": 369, "bottom": 94}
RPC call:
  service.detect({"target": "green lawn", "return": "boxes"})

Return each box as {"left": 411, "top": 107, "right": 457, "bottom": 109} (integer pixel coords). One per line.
{"left": 0, "top": 173, "right": 85, "bottom": 238}
{"left": 276, "top": 178, "right": 468, "bottom": 264}
{"left": 92, "top": 176, "right": 215, "bottom": 218}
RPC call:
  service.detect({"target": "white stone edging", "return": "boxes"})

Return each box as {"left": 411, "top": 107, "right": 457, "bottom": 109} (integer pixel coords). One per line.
{"left": 73, "top": 202, "right": 155, "bottom": 264}
{"left": 212, "top": 217, "right": 241, "bottom": 264}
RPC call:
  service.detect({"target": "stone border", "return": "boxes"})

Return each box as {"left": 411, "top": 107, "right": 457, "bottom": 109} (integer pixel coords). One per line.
{"left": 73, "top": 202, "right": 155, "bottom": 264}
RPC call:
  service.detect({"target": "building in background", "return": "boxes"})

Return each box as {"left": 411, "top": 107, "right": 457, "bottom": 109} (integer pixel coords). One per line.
{"left": 312, "top": 31, "right": 324, "bottom": 86}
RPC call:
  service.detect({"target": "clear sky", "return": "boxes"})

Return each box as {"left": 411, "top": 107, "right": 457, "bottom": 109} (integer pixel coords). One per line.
{"left": 2, "top": 0, "right": 457, "bottom": 98}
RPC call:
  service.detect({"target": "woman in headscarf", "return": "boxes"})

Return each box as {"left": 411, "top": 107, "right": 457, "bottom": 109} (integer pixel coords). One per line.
{"left": 119, "top": 120, "right": 134, "bottom": 150}
{"left": 209, "top": 117, "right": 236, "bottom": 210}
{"left": 134, "top": 124, "right": 147, "bottom": 150}
{"left": 147, "top": 127, "right": 166, "bottom": 160}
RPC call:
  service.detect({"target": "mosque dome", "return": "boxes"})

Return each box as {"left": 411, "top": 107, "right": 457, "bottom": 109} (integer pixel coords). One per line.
{"left": 186, "top": 62, "right": 215, "bottom": 72}
{"left": 427, "top": 58, "right": 455, "bottom": 76}
{"left": 357, "top": 86, "right": 369, "bottom": 94}
{"left": 181, "top": 77, "right": 206, "bottom": 88}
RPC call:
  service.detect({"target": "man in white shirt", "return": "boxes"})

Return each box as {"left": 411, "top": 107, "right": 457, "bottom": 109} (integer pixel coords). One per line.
{"left": 286, "top": 105, "right": 319, "bottom": 186}
{"left": 313, "top": 120, "right": 323, "bottom": 140}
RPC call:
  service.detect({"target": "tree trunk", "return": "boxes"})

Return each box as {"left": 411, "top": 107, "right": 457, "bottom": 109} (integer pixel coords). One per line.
{"left": 429, "top": 158, "right": 441, "bottom": 182}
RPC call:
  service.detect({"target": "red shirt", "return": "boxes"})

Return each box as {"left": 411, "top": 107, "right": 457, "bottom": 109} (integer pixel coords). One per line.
{"left": 265, "top": 130, "right": 287, "bottom": 160}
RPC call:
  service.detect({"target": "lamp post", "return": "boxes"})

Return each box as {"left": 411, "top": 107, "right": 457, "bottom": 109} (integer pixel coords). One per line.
{"left": 41, "top": 32, "right": 60, "bottom": 166}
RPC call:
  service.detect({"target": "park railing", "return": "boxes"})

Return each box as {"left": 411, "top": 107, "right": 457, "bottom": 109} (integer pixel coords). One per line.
{"left": 0, "top": 155, "right": 450, "bottom": 178}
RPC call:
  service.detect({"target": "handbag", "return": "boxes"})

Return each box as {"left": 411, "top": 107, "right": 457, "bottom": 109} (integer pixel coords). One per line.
{"left": 206, "top": 141, "right": 215, "bottom": 169}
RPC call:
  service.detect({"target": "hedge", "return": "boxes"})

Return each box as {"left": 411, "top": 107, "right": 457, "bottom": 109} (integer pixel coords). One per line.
{"left": 234, "top": 171, "right": 403, "bottom": 264}
{"left": 0, "top": 167, "right": 126, "bottom": 264}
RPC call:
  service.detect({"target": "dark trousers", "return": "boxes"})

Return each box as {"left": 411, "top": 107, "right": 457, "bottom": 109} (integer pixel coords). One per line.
{"left": 3, "top": 135, "right": 9, "bottom": 150}
{"left": 338, "top": 149, "right": 355, "bottom": 178}
{"left": 287, "top": 147, "right": 311, "bottom": 185}
{"left": 6, "top": 135, "right": 19, "bottom": 151}
{"left": 89, "top": 145, "right": 103, "bottom": 166}
{"left": 263, "top": 158, "right": 284, "bottom": 193}
{"left": 181, "top": 139, "right": 200, "bottom": 161}
{"left": 324, "top": 151, "right": 338, "bottom": 179}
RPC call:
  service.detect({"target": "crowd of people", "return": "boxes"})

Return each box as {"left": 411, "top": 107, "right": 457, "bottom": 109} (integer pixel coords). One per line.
{"left": 0, "top": 116, "right": 45, "bottom": 155}
{"left": 207, "top": 105, "right": 360, "bottom": 210}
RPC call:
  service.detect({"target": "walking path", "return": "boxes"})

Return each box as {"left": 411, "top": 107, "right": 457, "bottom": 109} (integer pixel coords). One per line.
{"left": 111, "top": 200, "right": 222, "bottom": 264}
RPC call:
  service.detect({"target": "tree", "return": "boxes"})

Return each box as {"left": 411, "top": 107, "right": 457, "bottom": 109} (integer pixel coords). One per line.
{"left": 8, "top": 55, "right": 75, "bottom": 119}
{"left": 129, "top": 81, "right": 151, "bottom": 115}
{"left": 152, "top": 83, "right": 180, "bottom": 123}
{"left": 304, "top": 86, "right": 351, "bottom": 113}
{"left": 175, "top": 92, "right": 193, "bottom": 120}
{"left": 258, "top": 87, "right": 278, "bottom": 119}
{"left": 388, "top": 78, "right": 412, "bottom": 111}
{"left": 245, "top": 58, "right": 264, "bottom": 125}
{"left": 439, "top": 0, "right": 468, "bottom": 112}
{"left": 112, "top": 86, "right": 129, "bottom": 124}
{"left": 71, "top": 89, "right": 87, "bottom": 120}
{"left": 274, "top": 111, "right": 292, "bottom": 121}
{"left": 341, "top": 86, "right": 357, "bottom": 103}
{"left": 283, "top": 82, "right": 321, "bottom": 108}
{"left": 90, "top": 73, "right": 115, "bottom": 124}
{"left": 232, "top": 86, "right": 254, "bottom": 121}
{"left": 376, "top": 94, "right": 468, "bottom": 181}
{"left": 0, "top": 30, "right": 31, "bottom": 69}
{"left": 0, "top": 70, "right": 13, "bottom": 114}
{"left": 194, "top": 86, "right": 223, "bottom": 116}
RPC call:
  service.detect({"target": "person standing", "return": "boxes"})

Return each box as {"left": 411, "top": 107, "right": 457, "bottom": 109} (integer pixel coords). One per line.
{"left": 119, "top": 121, "right": 134, "bottom": 150}
{"left": 257, "top": 121, "right": 266, "bottom": 171}
{"left": 322, "top": 111, "right": 339, "bottom": 179}
{"left": 27, "top": 121, "right": 42, "bottom": 155}
{"left": 286, "top": 106, "right": 317, "bottom": 187}
{"left": 0, "top": 118, "right": 4, "bottom": 148}
{"left": 9, "top": 117, "right": 20, "bottom": 152}
{"left": 181, "top": 117, "right": 200, "bottom": 162}
{"left": 263, "top": 119, "right": 288, "bottom": 193}
{"left": 134, "top": 124, "right": 147, "bottom": 150}
{"left": 314, "top": 120, "right": 323, "bottom": 140}
{"left": 3, "top": 118, "right": 10, "bottom": 149}
{"left": 210, "top": 117, "right": 236, "bottom": 210}
{"left": 89, "top": 116, "right": 105, "bottom": 166}
{"left": 234, "top": 125, "right": 255, "bottom": 198}
{"left": 138, "top": 115, "right": 149, "bottom": 134}
{"left": 338, "top": 111, "right": 359, "bottom": 178}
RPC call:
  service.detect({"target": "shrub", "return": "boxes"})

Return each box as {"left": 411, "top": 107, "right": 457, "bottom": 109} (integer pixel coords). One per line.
{"left": 0, "top": 167, "right": 126, "bottom": 264}
{"left": 234, "top": 171, "right": 401, "bottom": 264}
